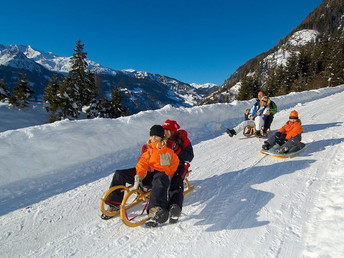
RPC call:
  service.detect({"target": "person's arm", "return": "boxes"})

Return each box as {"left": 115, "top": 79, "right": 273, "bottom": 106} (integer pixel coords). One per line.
{"left": 135, "top": 151, "right": 150, "bottom": 179}
{"left": 269, "top": 101, "right": 278, "bottom": 115}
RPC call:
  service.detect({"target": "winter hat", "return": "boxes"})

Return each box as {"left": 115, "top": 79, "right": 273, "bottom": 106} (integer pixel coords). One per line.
{"left": 150, "top": 125, "right": 165, "bottom": 138}
{"left": 289, "top": 110, "right": 299, "bottom": 119}
{"left": 162, "top": 119, "right": 180, "bottom": 132}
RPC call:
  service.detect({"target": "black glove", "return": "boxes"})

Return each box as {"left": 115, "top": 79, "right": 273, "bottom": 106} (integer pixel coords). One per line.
{"left": 275, "top": 132, "right": 286, "bottom": 146}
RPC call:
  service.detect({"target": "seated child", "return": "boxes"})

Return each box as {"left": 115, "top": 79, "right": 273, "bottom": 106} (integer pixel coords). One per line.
{"left": 262, "top": 110, "right": 303, "bottom": 153}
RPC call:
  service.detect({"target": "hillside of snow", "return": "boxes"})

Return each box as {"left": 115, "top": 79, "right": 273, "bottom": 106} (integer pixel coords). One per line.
{"left": 1, "top": 85, "right": 344, "bottom": 257}
{"left": 263, "top": 29, "right": 319, "bottom": 68}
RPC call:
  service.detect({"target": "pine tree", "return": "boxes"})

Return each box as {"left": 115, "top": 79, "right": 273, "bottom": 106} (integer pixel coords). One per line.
{"left": 0, "top": 79, "right": 11, "bottom": 102}
{"left": 59, "top": 76, "right": 79, "bottom": 119}
{"left": 58, "top": 40, "right": 97, "bottom": 119}
{"left": 327, "top": 36, "right": 344, "bottom": 86}
{"left": 12, "top": 73, "right": 34, "bottom": 108}
{"left": 43, "top": 76, "right": 62, "bottom": 122}
{"left": 237, "top": 74, "right": 253, "bottom": 100}
{"left": 110, "top": 86, "right": 128, "bottom": 118}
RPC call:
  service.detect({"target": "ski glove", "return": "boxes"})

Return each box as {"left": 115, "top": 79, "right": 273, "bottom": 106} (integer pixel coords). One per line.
{"left": 133, "top": 175, "right": 143, "bottom": 190}
{"left": 166, "top": 140, "right": 182, "bottom": 155}
{"left": 275, "top": 132, "right": 286, "bottom": 146}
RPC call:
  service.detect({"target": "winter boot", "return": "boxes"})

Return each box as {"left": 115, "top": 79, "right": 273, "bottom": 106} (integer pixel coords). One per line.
{"left": 100, "top": 204, "right": 120, "bottom": 220}
{"left": 276, "top": 146, "right": 288, "bottom": 153}
{"left": 262, "top": 142, "right": 270, "bottom": 150}
{"left": 169, "top": 204, "right": 181, "bottom": 224}
{"left": 145, "top": 207, "right": 169, "bottom": 227}
{"left": 226, "top": 128, "right": 236, "bottom": 137}
{"left": 255, "top": 131, "right": 262, "bottom": 138}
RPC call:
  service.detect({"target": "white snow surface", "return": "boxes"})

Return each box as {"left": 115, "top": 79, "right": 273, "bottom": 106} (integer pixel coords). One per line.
{"left": 1, "top": 85, "right": 344, "bottom": 257}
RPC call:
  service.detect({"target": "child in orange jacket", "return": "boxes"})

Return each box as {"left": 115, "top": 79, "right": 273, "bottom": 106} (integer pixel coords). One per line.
{"left": 101, "top": 125, "right": 179, "bottom": 226}
{"left": 262, "top": 110, "right": 303, "bottom": 153}
{"left": 134, "top": 124, "right": 179, "bottom": 227}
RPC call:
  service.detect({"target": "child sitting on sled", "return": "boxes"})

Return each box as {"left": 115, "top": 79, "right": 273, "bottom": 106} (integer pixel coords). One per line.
{"left": 102, "top": 125, "right": 179, "bottom": 227}
{"left": 262, "top": 110, "right": 303, "bottom": 153}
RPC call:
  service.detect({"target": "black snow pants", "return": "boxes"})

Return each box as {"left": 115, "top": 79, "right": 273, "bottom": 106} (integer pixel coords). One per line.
{"left": 106, "top": 168, "right": 170, "bottom": 211}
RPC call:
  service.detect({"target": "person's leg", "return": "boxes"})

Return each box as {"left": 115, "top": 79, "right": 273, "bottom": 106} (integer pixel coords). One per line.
{"left": 146, "top": 172, "right": 170, "bottom": 226}
{"left": 233, "top": 120, "right": 254, "bottom": 134}
{"left": 148, "top": 172, "right": 170, "bottom": 211}
{"left": 106, "top": 168, "right": 136, "bottom": 204}
{"left": 262, "top": 132, "right": 277, "bottom": 149}
{"left": 264, "top": 114, "right": 274, "bottom": 131}
{"left": 168, "top": 165, "right": 184, "bottom": 209}
{"left": 280, "top": 134, "right": 302, "bottom": 152}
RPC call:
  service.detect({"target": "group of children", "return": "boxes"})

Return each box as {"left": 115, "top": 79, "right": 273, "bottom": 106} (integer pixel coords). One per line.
{"left": 102, "top": 119, "right": 194, "bottom": 227}
{"left": 102, "top": 91, "right": 303, "bottom": 227}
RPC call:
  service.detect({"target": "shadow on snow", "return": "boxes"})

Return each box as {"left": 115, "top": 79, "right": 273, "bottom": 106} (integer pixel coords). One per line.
{"left": 184, "top": 159, "right": 315, "bottom": 232}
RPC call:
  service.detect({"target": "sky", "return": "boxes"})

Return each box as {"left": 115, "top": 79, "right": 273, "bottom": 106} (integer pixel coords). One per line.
{"left": 1, "top": 0, "right": 323, "bottom": 85}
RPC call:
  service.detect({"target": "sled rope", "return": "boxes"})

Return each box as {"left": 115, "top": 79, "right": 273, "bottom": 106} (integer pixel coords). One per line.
{"left": 125, "top": 200, "right": 149, "bottom": 221}
{"left": 235, "top": 155, "right": 267, "bottom": 179}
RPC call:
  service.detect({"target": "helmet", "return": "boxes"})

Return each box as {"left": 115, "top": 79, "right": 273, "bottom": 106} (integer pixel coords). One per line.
{"left": 289, "top": 110, "right": 298, "bottom": 119}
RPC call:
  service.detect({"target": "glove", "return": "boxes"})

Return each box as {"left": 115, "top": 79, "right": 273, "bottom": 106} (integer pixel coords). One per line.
{"left": 166, "top": 140, "right": 181, "bottom": 155}
{"left": 133, "top": 175, "right": 142, "bottom": 190}
{"left": 275, "top": 132, "right": 286, "bottom": 146}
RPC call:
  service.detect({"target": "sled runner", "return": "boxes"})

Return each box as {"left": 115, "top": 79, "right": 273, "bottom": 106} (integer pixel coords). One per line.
{"left": 260, "top": 142, "right": 306, "bottom": 158}
{"left": 100, "top": 172, "right": 194, "bottom": 227}
{"left": 243, "top": 125, "right": 271, "bottom": 137}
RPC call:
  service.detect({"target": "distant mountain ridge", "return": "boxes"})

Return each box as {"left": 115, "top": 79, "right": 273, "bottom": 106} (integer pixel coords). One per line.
{"left": 200, "top": 0, "right": 344, "bottom": 104}
{"left": 0, "top": 44, "right": 218, "bottom": 114}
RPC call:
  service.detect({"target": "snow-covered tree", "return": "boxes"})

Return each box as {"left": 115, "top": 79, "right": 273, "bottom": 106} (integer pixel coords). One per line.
{"left": 12, "top": 73, "right": 34, "bottom": 108}
{"left": 0, "top": 79, "right": 11, "bottom": 102}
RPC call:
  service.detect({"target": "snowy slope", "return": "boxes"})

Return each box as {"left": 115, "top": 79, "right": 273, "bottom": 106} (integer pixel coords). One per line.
{"left": 1, "top": 86, "right": 344, "bottom": 257}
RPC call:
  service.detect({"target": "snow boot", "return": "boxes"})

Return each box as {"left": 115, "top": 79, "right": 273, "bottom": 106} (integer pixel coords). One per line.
{"left": 276, "top": 146, "right": 288, "bottom": 153}
{"left": 255, "top": 131, "right": 263, "bottom": 138}
{"left": 226, "top": 128, "right": 236, "bottom": 137}
{"left": 169, "top": 204, "right": 181, "bottom": 224}
{"left": 145, "top": 207, "right": 169, "bottom": 227}
{"left": 100, "top": 204, "right": 120, "bottom": 220}
{"left": 262, "top": 142, "right": 271, "bottom": 150}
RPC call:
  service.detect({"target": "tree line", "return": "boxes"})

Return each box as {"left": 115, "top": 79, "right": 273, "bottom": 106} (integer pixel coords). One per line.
{"left": 237, "top": 33, "right": 344, "bottom": 100}
{"left": 0, "top": 40, "right": 129, "bottom": 122}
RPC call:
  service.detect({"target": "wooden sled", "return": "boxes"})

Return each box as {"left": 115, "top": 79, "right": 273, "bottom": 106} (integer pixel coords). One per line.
{"left": 100, "top": 172, "right": 194, "bottom": 227}
{"left": 243, "top": 125, "right": 271, "bottom": 137}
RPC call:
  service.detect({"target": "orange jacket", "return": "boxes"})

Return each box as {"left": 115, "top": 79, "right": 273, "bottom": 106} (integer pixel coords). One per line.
{"left": 136, "top": 141, "right": 179, "bottom": 179}
{"left": 278, "top": 120, "right": 303, "bottom": 140}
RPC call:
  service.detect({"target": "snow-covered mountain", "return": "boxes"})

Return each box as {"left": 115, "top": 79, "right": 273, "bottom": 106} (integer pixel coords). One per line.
{"left": 1, "top": 85, "right": 344, "bottom": 257}
{"left": 0, "top": 44, "right": 217, "bottom": 113}
{"left": 262, "top": 29, "right": 319, "bottom": 69}
{"left": 200, "top": 0, "right": 344, "bottom": 105}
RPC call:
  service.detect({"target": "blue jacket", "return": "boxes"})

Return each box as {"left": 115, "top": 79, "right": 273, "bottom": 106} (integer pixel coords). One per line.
{"left": 249, "top": 102, "right": 269, "bottom": 121}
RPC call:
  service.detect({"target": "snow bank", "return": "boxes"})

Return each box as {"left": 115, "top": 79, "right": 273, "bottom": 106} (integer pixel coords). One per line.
{"left": 1, "top": 85, "right": 344, "bottom": 189}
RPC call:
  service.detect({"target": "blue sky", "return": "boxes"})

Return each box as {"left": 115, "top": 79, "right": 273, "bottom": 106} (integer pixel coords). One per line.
{"left": 1, "top": 0, "right": 322, "bottom": 85}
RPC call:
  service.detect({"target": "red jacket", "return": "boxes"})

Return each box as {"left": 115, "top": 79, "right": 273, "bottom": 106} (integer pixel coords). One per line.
{"left": 278, "top": 120, "right": 303, "bottom": 140}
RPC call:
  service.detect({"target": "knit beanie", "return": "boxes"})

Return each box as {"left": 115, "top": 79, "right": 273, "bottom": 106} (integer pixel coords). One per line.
{"left": 150, "top": 125, "right": 165, "bottom": 138}
{"left": 162, "top": 119, "right": 180, "bottom": 132}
